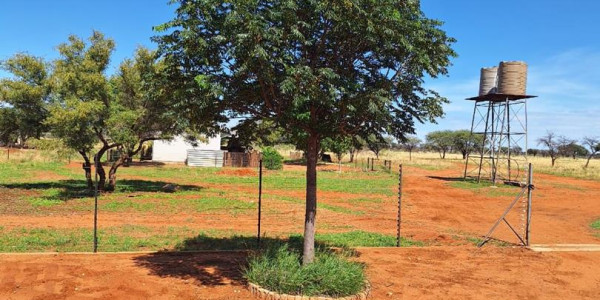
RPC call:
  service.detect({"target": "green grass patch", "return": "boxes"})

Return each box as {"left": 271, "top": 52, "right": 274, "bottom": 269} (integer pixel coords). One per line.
{"left": 591, "top": 219, "right": 600, "bottom": 230}
{"left": 466, "top": 236, "right": 511, "bottom": 247}
{"left": 314, "top": 231, "right": 423, "bottom": 247}
{"left": 319, "top": 204, "right": 364, "bottom": 215}
{"left": 449, "top": 179, "right": 520, "bottom": 197}
{"left": 244, "top": 245, "right": 366, "bottom": 297}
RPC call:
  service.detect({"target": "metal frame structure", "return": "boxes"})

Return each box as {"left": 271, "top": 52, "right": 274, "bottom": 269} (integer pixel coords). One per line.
{"left": 464, "top": 94, "right": 537, "bottom": 184}
{"left": 478, "top": 163, "right": 534, "bottom": 247}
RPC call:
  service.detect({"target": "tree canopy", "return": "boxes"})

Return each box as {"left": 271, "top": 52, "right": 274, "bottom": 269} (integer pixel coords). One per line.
{"left": 155, "top": 0, "right": 456, "bottom": 264}
{"left": 0, "top": 53, "right": 50, "bottom": 146}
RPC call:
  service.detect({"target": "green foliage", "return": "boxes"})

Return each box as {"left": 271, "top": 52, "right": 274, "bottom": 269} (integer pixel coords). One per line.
{"left": 0, "top": 53, "right": 50, "bottom": 145}
{"left": 591, "top": 219, "right": 600, "bottom": 230}
{"left": 244, "top": 245, "right": 366, "bottom": 297}
{"left": 426, "top": 130, "right": 455, "bottom": 159}
{"left": 366, "top": 134, "right": 393, "bottom": 158}
{"left": 47, "top": 31, "right": 115, "bottom": 155}
{"left": 313, "top": 231, "right": 423, "bottom": 247}
{"left": 322, "top": 136, "right": 352, "bottom": 161}
{"left": 156, "top": 0, "right": 456, "bottom": 262}
{"left": 451, "top": 129, "right": 482, "bottom": 159}
{"left": 262, "top": 147, "right": 284, "bottom": 170}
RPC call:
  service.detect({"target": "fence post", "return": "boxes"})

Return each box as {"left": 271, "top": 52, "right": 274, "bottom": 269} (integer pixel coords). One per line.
{"left": 525, "top": 163, "right": 533, "bottom": 246}
{"left": 257, "top": 159, "right": 263, "bottom": 247}
{"left": 397, "top": 164, "right": 403, "bottom": 247}
{"left": 93, "top": 152, "right": 99, "bottom": 253}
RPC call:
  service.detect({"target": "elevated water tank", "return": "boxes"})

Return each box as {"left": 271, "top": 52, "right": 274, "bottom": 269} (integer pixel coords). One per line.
{"left": 497, "top": 61, "right": 528, "bottom": 95}
{"left": 479, "top": 66, "right": 498, "bottom": 96}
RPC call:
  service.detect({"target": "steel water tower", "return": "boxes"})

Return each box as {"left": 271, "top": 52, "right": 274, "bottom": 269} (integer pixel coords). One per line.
{"left": 464, "top": 61, "right": 537, "bottom": 184}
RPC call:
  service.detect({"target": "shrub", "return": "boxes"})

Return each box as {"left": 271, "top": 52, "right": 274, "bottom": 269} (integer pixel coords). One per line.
{"left": 262, "top": 147, "right": 283, "bottom": 170}
{"left": 244, "top": 245, "right": 366, "bottom": 297}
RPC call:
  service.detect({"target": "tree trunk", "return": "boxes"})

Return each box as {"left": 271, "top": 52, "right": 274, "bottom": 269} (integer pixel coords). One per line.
{"left": 409, "top": 150, "right": 412, "bottom": 161}
{"left": 106, "top": 155, "right": 125, "bottom": 191}
{"left": 94, "top": 148, "right": 110, "bottom": 191}
{"left": 79, "top": 151, "right": 94, "bottom": 191}
{"left": 462, "top": 151, "right": 467, "bottom": 160}
{"left": 585, "top": 152, "right": 597, "bottom": 168}
{"left": 349, "top": 149, "right": 355, "bottom": 163}
{"left": 551, "top": 157, "right": 556, "bottom": 167}
{"left": 442, "top": 149, "right": 446, "bottom": 159}
{"left": 303, "top": 133, "right": 319, "bottom": 265}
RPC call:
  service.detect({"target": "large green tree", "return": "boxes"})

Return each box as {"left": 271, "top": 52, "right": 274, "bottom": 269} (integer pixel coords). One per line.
{"left": 156, "top": 0, "right": 456, "bottom": 263}
{"left": 107, "top": 47, "right": 222, "bottom": 189}
{"left": 0, "top": 54, "right": 50, "bottom": 146}
{"left": 47, "top": 31, "right": 115, "bottom": 190}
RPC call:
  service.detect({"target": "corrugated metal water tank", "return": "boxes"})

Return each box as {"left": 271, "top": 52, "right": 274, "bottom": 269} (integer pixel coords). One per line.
{"left": 479, "top": 66, "right": 498, "bottom": 95}
{"left": 497, "top": 61, "right": 528, "bottom": 95}
{"left": 187, "top": 149, "right": 225, "bottom": 167}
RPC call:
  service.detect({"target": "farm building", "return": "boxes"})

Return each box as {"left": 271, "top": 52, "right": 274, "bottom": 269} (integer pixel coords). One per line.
{"left": 152, "top": 134, "right": 224, "bottom": 166}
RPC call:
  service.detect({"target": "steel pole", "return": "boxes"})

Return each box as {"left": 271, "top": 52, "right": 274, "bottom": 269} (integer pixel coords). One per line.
{"left": 525, "top": 163, "right": 533, "bottom": 246}
{"left": 257, "top": 159, "right": 263, "bottom": 247}
{"left": 93, "top": 153, "right": 99, "bottom": 253}
{"left": 397, "top": 164, "right": 403, "bottom": 247}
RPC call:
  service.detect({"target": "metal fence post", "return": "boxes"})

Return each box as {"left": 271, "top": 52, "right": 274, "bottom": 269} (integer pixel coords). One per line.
{"left": 257, "top": 159, "right": 263, "bottom": 247}
{"left": 525, "top": 163, "right": 533, "bottom": 246}
{"left": 397, "top": 164, "right": 403, "bottom": 247}
{"left": 93, "top": 153, "right": 99, "bottom": 253}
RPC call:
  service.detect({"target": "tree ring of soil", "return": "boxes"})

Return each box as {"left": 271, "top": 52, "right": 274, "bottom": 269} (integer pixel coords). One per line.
{"left": 248, "top": 281, "right": 371, "bottom": 300}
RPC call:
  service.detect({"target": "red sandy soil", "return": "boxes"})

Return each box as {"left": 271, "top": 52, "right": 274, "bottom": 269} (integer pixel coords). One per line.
{"left": 217, "top": 168, "right": 258, "bottom": 177}
{"left": 0, "top": 246, "right": 598, "bottom": 299}
{"left": 1, "top": 163, "right": 600, "bottom": 298}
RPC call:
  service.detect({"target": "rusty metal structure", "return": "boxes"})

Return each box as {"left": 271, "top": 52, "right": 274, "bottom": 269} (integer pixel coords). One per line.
{"left": 463, "top": 93, "right": 536, "bottom": 184}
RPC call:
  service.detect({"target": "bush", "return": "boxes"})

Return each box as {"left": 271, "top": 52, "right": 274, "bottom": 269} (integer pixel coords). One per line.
{"left": 262, "top": 147, "right": 283, "bottom": 170}
{"left": 244, "top": 245, "right": 366, "bottom": 297}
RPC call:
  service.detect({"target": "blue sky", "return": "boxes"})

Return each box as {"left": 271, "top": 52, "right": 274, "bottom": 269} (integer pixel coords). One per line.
{"left": 1, "top": 0, "right": 598, "bottom": 145}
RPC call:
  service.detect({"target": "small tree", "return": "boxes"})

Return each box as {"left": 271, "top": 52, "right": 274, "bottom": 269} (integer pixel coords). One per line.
{"left": 46, "top": 31, "right": 115, "bottom": 190}
{"left": 402, "top": 136, "right": 421, "bottom": 161}
{"left": 537, "top": 131, "right": 560, "bottom": 167}
{"left": 0, "top": 53, "right": 50, "bottom": 147}
{"left": 348, "top": 136, "right": 366, "bottom": 163}
{"left": 322, "top": 136, "right": 352, "bottom": 172}
{"left": 426, "top": 130, "right": 454, "bottom": 159}
{"left": 366, "top": 135, "right": 392, "bottom": 159}
{"left": 451, "top": 129, "right": 481, "bottom": 159}
{"left": 582, "top": 137, "right": 600, "bottom": 168}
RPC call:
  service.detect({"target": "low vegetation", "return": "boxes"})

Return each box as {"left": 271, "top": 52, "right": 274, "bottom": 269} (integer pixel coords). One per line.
{"left": 592, "top": 219, "right": 600, "bottom": 238}
{"left": 244, "top": 244, "right": 366, "bottom": 297}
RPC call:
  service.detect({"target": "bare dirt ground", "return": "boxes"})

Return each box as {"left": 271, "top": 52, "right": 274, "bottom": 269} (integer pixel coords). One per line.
{"left": 1, "top": 163, "right": 599, "bottom": 298}
{"left": 0, "top": 246, "right": 598, "bottom": 299}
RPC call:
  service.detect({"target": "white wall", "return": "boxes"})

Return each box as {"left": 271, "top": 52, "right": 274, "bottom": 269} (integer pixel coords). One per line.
{"left": 152, "top": 134, "right": 221, "bottom": 163}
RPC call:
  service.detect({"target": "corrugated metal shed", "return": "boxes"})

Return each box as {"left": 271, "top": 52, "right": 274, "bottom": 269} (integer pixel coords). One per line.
{"left": 187, "top": 149, "right": 225, "bottom": 167}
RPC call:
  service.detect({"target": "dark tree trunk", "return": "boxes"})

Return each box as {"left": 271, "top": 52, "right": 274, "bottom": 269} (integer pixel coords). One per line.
{"left": 349, "top": 149, "right": 355, "bottom": 163}
{"left": 303, "top": 132, "right": 319, "bottom": 265}
{"left": 585, "top": 152, "right": 597, "bottom": 168}
{"left": 94, "top": 147, "right": 110, "bottom": 191}
{"left": 551, "top": 156, "right": 556, "bottom": 167}
{"left": 462, "top": 151, "right": 467, "bottom": 160}
{"left": 409, "top": 149, "right": 412, "bottom": 161}
{"left": 79, "top": 151, "right": 94, "bottom": 191}
{"left": 107, "top": 155, "right": 126, "bottom": 191}
{"left": 442, "top": 149, "right": 447, "bottom": 159}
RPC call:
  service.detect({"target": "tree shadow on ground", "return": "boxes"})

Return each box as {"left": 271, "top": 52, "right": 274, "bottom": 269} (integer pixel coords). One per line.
{"left": 132, "top": 235, "right": 343, "bottom": 287}
{"left": 427, "top": 176, "right": 470, "bottom": 182}
{"left": 0, "top": 179, "right": 203, "bottom": 201}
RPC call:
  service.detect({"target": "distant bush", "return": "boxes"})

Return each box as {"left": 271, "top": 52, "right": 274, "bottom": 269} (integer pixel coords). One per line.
{"left": 262, "top": 147, "right": 283, "bottom": 170}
